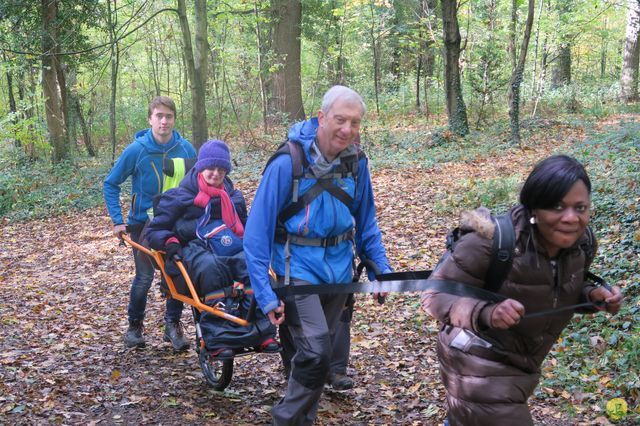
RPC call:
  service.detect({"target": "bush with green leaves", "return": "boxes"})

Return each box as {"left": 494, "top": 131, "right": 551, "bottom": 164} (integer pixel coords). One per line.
{"left": 0, "top": 146, "right": 108, "bottom": 221}
{"left": 538, "top": 120, "right": 640, "bottom": 423}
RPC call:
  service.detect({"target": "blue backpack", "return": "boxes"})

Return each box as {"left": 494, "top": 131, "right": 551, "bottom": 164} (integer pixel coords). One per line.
{"left": 196, "top": 201, "right": 244, "bottom": 257}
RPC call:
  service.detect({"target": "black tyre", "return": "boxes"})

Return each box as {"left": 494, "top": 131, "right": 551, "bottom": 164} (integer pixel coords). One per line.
{"left": 198, "top": 350, "right": 234, "bottom": 391}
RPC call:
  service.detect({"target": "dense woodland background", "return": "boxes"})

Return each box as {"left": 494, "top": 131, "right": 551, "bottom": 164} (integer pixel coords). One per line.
{"left": 3, "top": 0, "right": 640, "bottom": 161}
{"left": 0, "top": 0, "right": 638, "bottom": 424}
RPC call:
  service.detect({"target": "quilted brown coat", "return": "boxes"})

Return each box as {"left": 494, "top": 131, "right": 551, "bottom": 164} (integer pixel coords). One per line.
{"left": 422, "top": 205, "right": 598, "bottom": 426}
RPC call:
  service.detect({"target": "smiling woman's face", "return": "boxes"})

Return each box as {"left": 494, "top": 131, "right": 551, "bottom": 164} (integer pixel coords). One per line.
{"left": 201, "top": 167, "right": 226, "bottom": 188}
{"left": 533, "top": 180, "right": 591, "bottom": 258}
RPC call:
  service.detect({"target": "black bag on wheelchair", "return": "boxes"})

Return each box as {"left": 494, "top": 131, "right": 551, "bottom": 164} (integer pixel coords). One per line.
{"left": 200, "top": 295, "right": 275, "bottom": 350}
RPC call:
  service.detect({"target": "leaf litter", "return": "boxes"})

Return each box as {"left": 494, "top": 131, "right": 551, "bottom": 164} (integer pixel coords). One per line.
{"left": 0, "top": 121, "right": 636, "bottom": 425}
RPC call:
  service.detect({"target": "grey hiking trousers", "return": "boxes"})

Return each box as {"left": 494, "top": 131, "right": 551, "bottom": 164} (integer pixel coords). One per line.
{"left": 272, "top": 279, "right": 348, "bottom": 426}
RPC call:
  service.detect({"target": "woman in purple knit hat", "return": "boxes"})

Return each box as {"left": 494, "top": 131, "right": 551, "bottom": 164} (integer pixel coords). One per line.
{"left": 145, "top": 139, "right": 280, "bottom": 358}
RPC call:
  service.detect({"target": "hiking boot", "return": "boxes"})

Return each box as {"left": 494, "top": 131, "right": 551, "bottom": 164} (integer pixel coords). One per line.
{"left": 210, "top": 347, "right": 235, "bottom": 359}
{"left": 164, "top": 321, "right": 190, "bottom": 351}
{"left": 326, "top": 373, "right": 353, "bottom": 391}
{"left": 258, "top": 338, "right": 281, "bottom": 353}
{"left": 124, "top": 321, "right": 145, "bottom": 348}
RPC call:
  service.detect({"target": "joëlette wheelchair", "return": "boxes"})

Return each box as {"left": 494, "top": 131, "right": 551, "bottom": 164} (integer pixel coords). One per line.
{"left": 121, "top": 233, "right": 279, "bottom": 391}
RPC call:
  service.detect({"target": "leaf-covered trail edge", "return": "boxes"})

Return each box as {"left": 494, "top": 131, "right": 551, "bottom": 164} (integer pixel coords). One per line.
{"left": 0, "top": 122, "right": 632, "bottom": 425}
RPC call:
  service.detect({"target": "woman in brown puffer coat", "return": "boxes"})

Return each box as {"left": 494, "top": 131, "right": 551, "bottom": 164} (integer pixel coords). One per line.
{"left": 421, "top": 155, "right": 623, "bottom": 426}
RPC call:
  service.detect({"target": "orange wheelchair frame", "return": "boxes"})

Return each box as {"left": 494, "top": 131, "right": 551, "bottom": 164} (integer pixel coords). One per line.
{"left": 121, "top": 233, "right": 276, "bottom": 390}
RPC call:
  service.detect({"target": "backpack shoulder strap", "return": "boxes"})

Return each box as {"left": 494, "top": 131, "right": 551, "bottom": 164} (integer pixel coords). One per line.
{"left": 580, "top": 226, "right": 596, "bottom": 272}
{"left": 263, "top": 140, "right": 308, "bottom": 177}
{"left": 445, "top": 212, "right": 515, "bottom": 294}
{"left": 484, "top": 213, "right": 516, "bottom": 293}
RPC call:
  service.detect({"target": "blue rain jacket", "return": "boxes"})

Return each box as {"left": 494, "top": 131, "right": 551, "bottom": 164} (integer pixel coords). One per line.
{"left": 244, "top": 118, "right": 391, "bottom": 314}
{"left": 103, "top": 128, "right": 196, "bottom": 226}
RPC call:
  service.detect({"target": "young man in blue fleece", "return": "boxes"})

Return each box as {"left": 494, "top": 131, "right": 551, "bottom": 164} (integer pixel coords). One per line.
{"left": 104, "top": 96, "right": 196, "bottom": 350}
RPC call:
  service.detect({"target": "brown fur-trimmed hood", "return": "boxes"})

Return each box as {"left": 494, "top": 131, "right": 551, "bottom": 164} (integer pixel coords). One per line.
{"left": 459, "top": 207, "right": 495, "bottom": 240}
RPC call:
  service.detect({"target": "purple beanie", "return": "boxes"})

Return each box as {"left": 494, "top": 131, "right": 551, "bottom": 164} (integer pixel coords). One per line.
{"left": 195, "top": 139, "right": 232, "bottom": 173}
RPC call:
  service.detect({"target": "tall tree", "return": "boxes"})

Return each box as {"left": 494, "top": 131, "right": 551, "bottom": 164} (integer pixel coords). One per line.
{"left": 41, "top": 0, "right": 67, "bottom": 163}
{"left": 177, "top": 0, "right": 209, "bottom": 149}
{"left": 508, "top": 0, "right": 535, "bottom": 144}
{"left": 107, "top": 0, "right": 119, "bottom": 163}
{"left": 441, "top": 0, "right": 469, "bottom": 136}
{"left": 551, "top": 0, "right": 572, "bottom": 88}
{"left": 254, "top": 0, "right": 270, "bottom": 131}
{"left": 3, "top": 53, "right": 20, "bottom": 147}
{"left": 469, "top": 0, "right": 508, "bottom": 126}
{"left": 621, "top": 0, "right": 640, "bottom": 102}
{"left": 270, "top": 0, "right": 305, "bottom": 122}
{"left": 368, "top": 0, "right": 382, "bottom": 114}
{"left": 416, "top": 0, "right": 438, "bottom": 113}
{"left": 389, "top": 0, "right": 403, "bottom": 90}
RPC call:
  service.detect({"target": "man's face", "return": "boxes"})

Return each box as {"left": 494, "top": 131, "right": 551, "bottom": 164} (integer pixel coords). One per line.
{"left": 148, "top": 104, "right": 175, "bottom": 144}
{"left": 317, "top": 98, "right": 363, "bottom": 161}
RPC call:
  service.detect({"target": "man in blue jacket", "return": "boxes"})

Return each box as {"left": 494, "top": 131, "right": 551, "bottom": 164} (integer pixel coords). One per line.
{"left": 244, "top": 86, "right": 391, "bottom": 425}
{"left": 104, "top": 96, "right": 197, "bottom": 350}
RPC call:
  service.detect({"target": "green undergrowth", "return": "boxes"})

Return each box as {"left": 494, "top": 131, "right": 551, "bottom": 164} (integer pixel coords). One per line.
{"left": 540, "top": 120, "right": 640, "bottom": 422}
{"left": 0, "top": 149, "right": 110, "bottom": 221}
{"left": 363, "top": 125, "right": 514, "bottom": 170}
{"left": 0, "top": 114, "right": 638, "bottom": 422}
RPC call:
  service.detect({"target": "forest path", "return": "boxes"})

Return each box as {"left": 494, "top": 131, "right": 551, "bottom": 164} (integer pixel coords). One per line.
{"left": 0, "top": 122, "right": 620, "bottom": 425}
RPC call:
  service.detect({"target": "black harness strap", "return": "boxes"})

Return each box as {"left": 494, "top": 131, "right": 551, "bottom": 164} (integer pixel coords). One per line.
{"left": 320, "top": 178, "right": 354, "bottom": 207}
{"left": 278, "top": 180, "right": 326, "bottom": 223}
{"left": 485, "top": 214, "right": 516, "bottom": 293}
{"left": 277, "top": 176, "right": 355, "bottom": 224}
{"left": 272, "top": 277, "right": 507, "bottom": 303}
{"left": 275, "top": 229, "right": 355, "bottom": 247}
{"left": 272, "top": 270, "right": 611, "bottom": 319}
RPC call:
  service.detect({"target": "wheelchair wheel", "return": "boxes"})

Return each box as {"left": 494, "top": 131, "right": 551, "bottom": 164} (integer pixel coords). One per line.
{"left": 199, "top": 350, "right": 234, "bottom": 391}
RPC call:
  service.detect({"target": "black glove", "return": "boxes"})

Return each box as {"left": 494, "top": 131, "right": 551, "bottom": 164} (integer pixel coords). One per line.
{"left": 165, "top": 242, "right": 183, "bottom": 261}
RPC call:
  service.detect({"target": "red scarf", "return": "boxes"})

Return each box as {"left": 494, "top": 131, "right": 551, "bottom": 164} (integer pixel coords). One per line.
{"left": 194, "top": 173, "right": 244, "bottom": 237}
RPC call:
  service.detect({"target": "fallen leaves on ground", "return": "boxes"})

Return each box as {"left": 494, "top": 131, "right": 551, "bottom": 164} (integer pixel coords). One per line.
{"left": 0, "top": 122, "right": 634, "bottom": 425}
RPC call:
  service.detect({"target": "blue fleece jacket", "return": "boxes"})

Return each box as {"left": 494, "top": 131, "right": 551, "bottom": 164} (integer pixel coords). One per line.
{"left": 103, "top": 128, "right": 196, "bottom": 226}
{"left": 244, "top": 118, "right": 391, "bottom": 314}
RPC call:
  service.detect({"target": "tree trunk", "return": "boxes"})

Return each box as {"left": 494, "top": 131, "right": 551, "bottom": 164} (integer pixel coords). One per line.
{"left": 177, "top": 0, "right": 209, "bottom": 149}
{"left": 148, "top": 41, "right": 161, "bottom": 96}
{"left": 367, "top": 1, "right": 382, "bottom": 114}
{"left": 70, "top": 92, "right": 96, "bottom": 157}
{"left": 600, "top": 17, "right": 608, "bottom": 79}
{"left": 326, "top": 1, "right": 346, "bottom": 86}
{"left": 54, "top": 44, "right": 71, "bottom": 150}
{"left": 551, "top": 1, "right": 572, "bottom": 88}
{"left": 41, "top": 0, "right": 67, "bottom": 163}
{"left": 4, "top": 59, "right": 20, "bottom": 147}
{"left": 509, "top": 0, "right": 517, "bottom": 72}
{"left": 441, "top": 0, "right": 469, "bottom": 136}
{"left": 508, "top": 0, "right": 535, "bottom": 145}
{"left": 389, "top": 0, "right": 402, "bottom": 91}
{"left": 65, "top": 69, "right": 79, "bottom": 153}
{"left": 551, "top": 42, "right": 571, "bottom": 88}
{"left": 418, "top": 0, "right": 438, "bottom": 114}
{"left": 21, "top": 66, "right": 38, "bottom": 159}
{"left": 107, "top": 0, "right": 119, "bottom": 164}
{"left": 621, "top": 0, "right": 640, "bottom": 102}
{"left": 254, "top": 0, "right": 269, "bottom": 132}
{"left": 270, "top": 0, "right": 305, "bottom": 122}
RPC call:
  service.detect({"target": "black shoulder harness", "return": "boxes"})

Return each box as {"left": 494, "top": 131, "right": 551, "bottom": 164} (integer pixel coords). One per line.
{"left": 446, "top": 212, "right": 516, "bottom": 293}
